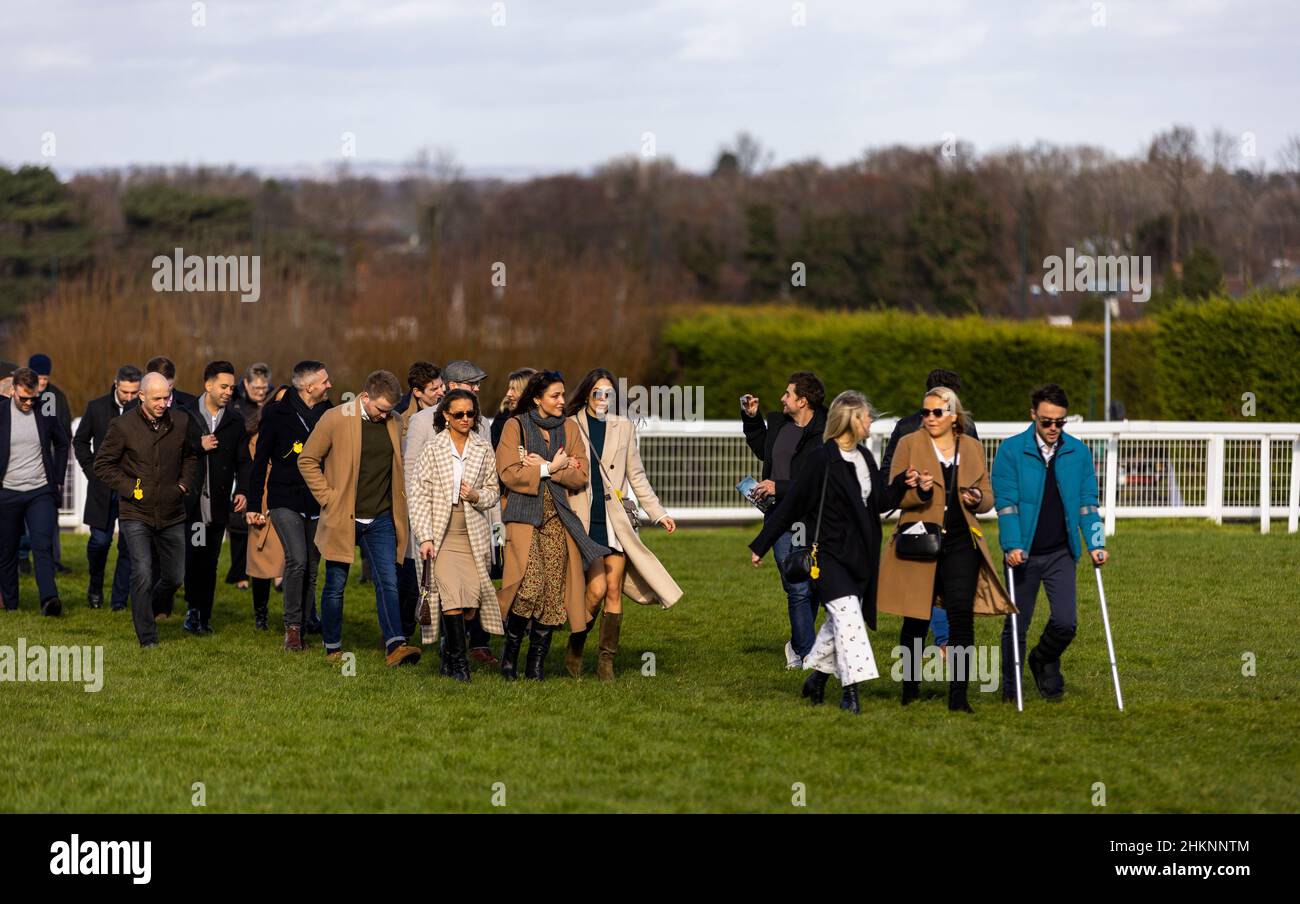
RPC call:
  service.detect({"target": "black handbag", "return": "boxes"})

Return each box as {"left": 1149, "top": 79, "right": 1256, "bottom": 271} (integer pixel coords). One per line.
{"left": 892, "top": 450, "right": 958, "bottom": 561}
{"left": 780, "top": 461, "right": 830, "bottom": 584}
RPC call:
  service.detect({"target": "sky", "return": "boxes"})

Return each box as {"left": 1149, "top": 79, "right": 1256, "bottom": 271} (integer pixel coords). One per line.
{"left": 2, "top": 0, "right": 1297, "bottom": 179}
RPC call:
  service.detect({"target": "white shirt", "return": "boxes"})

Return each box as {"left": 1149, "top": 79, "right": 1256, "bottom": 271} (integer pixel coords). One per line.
{"left": 449, "top": 435, "right": 469, "bottom": 505}
{"left": 931, "top": 438, "right": 957, "bottom": 468}
{"left": 1036, "top": 432, "right": 1059, "bottom": 464}
{"left": 839, "top": 447, "right": 871, "bottom": 504}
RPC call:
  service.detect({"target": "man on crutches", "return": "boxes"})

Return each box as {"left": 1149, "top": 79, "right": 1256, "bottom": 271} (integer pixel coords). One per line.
{"left": 992, "top": 383, "right": 1108, "bottom": 704}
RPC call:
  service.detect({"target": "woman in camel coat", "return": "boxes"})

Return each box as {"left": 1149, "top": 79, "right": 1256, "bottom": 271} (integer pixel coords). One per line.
{"left": 877, "top": 386, "right": 1014, "bottom": 712}
{"left": 495, "top": 370, "right": 606, "bottom": 680}
{"left": 565, "top": 367, "right": 683, "bottom": 681}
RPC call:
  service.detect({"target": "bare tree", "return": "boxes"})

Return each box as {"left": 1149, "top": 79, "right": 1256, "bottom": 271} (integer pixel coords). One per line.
{"left": 1147, "top": 125, "right": 1203, "bottom": 265}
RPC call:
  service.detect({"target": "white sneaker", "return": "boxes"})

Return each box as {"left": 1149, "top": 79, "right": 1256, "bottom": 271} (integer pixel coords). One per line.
{"left": 784, "top": 641, "right": 801, "bottom": 669}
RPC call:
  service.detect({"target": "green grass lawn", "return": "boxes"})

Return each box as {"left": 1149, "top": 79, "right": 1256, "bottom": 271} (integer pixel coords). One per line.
{"left": 2, "top": 521, "right": 1297, "bottom": 813}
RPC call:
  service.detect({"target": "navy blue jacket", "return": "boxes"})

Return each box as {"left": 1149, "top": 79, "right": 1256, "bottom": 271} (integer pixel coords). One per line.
{"left": 0, "top": 396, "right": 71, "bottom": 492}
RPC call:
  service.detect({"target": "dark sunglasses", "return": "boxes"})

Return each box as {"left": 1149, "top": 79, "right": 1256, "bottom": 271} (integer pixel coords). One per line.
{"left": 1036, "top": 416, "right": 1067, "bottom": 429}
{"left": 921, "top": 407, "right": 951, "bottom": 419}
{"left": 447, "top": 410, "right": 475, "bottom": 420}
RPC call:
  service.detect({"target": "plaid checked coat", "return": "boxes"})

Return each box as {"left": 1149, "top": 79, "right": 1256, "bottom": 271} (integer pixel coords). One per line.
{"left": 407, "top": 427, "right": 503, "bottom": 644}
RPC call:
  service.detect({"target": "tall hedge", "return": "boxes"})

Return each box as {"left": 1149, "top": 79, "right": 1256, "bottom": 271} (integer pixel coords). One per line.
{"left": 659, "top": 305, "right": 1101, "bottom": 421}
{"left": 658, "top": 294, "right": 1300, "bottom": 422}
{"left": 1154, "top": 293, "right": 1300, "bottom": 421}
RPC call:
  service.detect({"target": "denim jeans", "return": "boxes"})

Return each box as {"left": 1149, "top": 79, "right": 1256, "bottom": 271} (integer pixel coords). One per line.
{"left": 86, "top": 493, "right": 132, "bottom": 607}
{"left": 0, "top": 485, "right": 59, "bottom": 607}
{"left": 930, "top": 605, "right": 949, "bottom": 646}
{"left": 320, "top": 512, "right": 403, "bottom": 651}
{"left": 772, "top": 528, "right": 817, "bottom": 661}
{"left": 269, "top": 509, "right": 321, "bottom": 629}
{"left": 120, "top": 520, "right": 186, "bottom": 645}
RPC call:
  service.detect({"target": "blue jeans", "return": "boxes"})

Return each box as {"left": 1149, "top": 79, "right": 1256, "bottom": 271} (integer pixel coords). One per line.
{"left": 772, "top": 528, "right": 817, "bottom": 660}
{"left": 87, "top": 494, "right": 132, "bottom": 607}
{"left": 930, "top": 605, "right": 949, "bottom": 646}
{"left": 320, "top": 513, "right": 403, "bottom": 651}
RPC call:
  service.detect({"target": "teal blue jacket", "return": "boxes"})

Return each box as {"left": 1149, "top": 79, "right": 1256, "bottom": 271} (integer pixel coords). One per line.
{"left": 991, "top": 425, "right": 1104, "bottom": 561}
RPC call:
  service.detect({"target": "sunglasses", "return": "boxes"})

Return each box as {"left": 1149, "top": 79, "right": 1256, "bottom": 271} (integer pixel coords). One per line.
{"left": 447, "top": 410, "right": 475, "bottom": 420}
{"left": 1036, "top": 416, "right": 1067, "bottom": 429}
{"left": 921, "top": 407, "right": 951, "bottom": 419}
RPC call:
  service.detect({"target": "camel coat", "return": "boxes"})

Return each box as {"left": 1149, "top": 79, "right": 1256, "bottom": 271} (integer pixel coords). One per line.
{"left": 244, "top": 432, "right": 285, "bottom": 580}
{"left": 297, "top": 398, "right": 409, "bottom": 565}
{"left": 495, "top": 415, "right": 591, "bottom": 632}
{"left": 877, "top": 431, "right": 1016, "bottom": 620}
{"left": 569, "top": 411, "right": 682, "bottom": 608}
{"left": 406, "top": 428, "right": 504, "bottom": 643}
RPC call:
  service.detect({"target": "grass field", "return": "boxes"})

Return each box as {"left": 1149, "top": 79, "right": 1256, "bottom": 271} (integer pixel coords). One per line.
{"left": 2, "top": 520, "right": 1297, "bottom": 813}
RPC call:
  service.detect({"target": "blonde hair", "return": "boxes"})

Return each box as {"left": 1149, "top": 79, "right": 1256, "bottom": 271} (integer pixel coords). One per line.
{"left": 824, "top": 390, "right": 877, "bottom": 443}
{"left": 923, "top": 386, "right": 972, "bottom": 435}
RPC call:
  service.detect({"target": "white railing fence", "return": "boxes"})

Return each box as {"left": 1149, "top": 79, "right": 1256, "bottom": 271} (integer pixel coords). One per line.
{"left": 60, "top": 418, "right": 1300, "bottom": 535}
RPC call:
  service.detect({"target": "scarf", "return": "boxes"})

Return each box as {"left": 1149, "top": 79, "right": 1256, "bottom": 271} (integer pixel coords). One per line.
{"left": 505, "top": 409, "right": 611, "bottom": 569}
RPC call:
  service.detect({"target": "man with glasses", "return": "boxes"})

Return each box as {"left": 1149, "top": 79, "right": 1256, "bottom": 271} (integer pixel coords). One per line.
{"left": 298, "top": 370, "right": 420, "bottom": 666}
{"left": 993, "top": 382, "right": 1108, "bottom": 703}
{"left": 0, "top": 367, "right": 71, "bottom": 614}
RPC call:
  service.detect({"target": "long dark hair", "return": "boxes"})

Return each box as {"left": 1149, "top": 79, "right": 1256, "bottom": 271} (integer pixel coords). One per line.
{"left": 510, "top": 370, "right": 564, "bottom": 418}
{"left": 434, "top": 388, "right": 481, "bottom": 433}
{"left": 564, "top": 368, "right": 618, "bottom": 418}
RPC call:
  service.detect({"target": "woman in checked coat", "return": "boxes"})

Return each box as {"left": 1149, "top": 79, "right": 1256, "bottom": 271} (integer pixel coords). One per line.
{"left": 407, "top": 389, "right": 503, "bottom": 682}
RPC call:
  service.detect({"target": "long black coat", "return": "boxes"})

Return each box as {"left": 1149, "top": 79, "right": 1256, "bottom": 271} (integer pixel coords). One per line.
{"left": 185, "top": 404, "right": 248, "bottom": 527}
{"left": 741, "top": 405, "right": 828, "bottom": 508}
{"left": 751, "top": 440, "right": 904, "bottom": 630}
{"left": 73, "top": 389, "right": 132, "bottom": 530}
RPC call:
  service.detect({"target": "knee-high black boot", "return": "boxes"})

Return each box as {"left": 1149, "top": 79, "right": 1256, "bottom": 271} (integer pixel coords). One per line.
{"left": 443, "top": 612, "right": 471, "bottom": 683}
{"left": 947, "top": 611, "right": 976, "bottom": 713}
{"left": 899, "top": 617, "right": 927, "bottom": 705}
{"left": 524, "top": 622, "right": 555, "bottom": 681}
{"left": 500, "top": 612, "right": 529, "bottom": 681}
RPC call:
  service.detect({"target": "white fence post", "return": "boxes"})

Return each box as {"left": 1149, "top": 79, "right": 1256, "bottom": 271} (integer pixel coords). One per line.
{"left": 1104, "top": 432, "right": 1118, "bottom": 537}
{"left": 1260, "top": 435, "right": 1271, "bottom": 534}
{"left": 1289, "top": 438, "right": 1300, "bottom": 534}
{"left": 1207, "top": 434, "right": 1225, "bottom": 525}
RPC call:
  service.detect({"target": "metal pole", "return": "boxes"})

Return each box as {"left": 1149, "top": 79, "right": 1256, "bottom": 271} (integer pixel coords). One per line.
{"left": 1104, "top": 294, "right": 1112, "bottom": 421}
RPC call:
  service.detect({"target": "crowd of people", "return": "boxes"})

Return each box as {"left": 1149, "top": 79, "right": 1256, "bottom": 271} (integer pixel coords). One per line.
{"left": 1, "top": 354, "right": 1109, "bottom": 707}
{"left": 0, "top": 356, "right": 681, "bottom": 682}
{"left": 747, "top": 369, "right": 1109, "bottom": 715}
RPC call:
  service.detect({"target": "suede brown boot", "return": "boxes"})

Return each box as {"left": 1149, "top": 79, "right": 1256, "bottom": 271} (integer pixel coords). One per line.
{"left": 283, "top": 625, "right": 303, "bottom": 652}
{"left": 596, "top": 611, "right": 622, "bottom": 683}
{"left": 564, "top": 617, "right": 595, "bottom": 678}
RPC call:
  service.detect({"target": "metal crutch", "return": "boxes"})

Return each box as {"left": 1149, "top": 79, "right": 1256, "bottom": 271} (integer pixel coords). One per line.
{"left": 1007, "top": 563, "right": 1024, "bottom": 712}
{"left": 1093, "top": 562, "right": 1124, "bottom": 711}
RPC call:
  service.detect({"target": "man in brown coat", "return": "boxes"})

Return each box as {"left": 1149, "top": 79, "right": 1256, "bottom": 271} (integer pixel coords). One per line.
{"left": 93, "top": 372, "right": 201, "bottom": 647}
{"left": 298, "top": 370, "right": 419, "bottom": 667}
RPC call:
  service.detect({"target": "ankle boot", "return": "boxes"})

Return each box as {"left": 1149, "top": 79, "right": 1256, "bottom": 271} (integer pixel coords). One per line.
{"left": 500, "top": 613, "right": 529, "bottom": 681}
{"left": 802, "top": 671, "right": 829, "bottom": 705}
{"left": 283, "top": 625, "right": 303, "bottom": 652}
{"left": 524, "top": 622, "right": 555, "bottom": 680}
{"left": 253, "top": 598, "right": 269, "bottom": 631}
{"left": 596, "top": 611, "right": 622, "bottom": 682}
{"left": 948, "top": 678, "right": 974, "bottom": 713}
{"left": 565, "top": 620, "right": 593, "bottom": 678}
{"left": 443, "top": 613, "right": 471, "bottom": 683}
{"left": 841, "top": 683, "right": 861, "bottom": 714}
{"left": 901, "top": 681, "right": 920, "bottom": 706}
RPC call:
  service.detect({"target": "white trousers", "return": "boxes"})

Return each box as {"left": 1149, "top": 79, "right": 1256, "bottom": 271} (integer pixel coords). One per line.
{"left": 803, "top": 594, "right": 879, "bottom": 686}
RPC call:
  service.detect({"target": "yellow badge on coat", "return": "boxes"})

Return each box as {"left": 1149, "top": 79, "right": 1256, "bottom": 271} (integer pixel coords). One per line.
{"left": 292, "top": 440, "right": 304, "bottom": 454}
{"left": 132, "top": 478, "right": 143, "bottom": 500}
